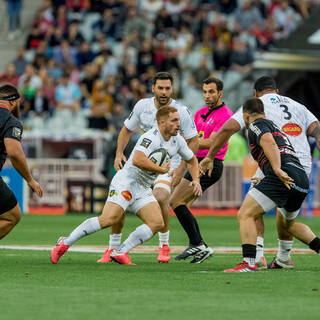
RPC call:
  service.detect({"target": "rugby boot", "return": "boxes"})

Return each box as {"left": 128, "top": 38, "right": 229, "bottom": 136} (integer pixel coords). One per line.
{"left": 110, "top": 250, "right": 136, "bottom": 265}
{"left": 268, "top": 256, "right": 294, "bottom": 269}
{"left": 51, "top": 237, "right": 70, "bottom": 264}
{"left": 157, "top": 244, "right": 171, "bottom": 263}
{"left": 224, "top": 261, "right": 258, "bottom": 273}
{"left": 97, "top": 248, "right": 114, "bottom": 263}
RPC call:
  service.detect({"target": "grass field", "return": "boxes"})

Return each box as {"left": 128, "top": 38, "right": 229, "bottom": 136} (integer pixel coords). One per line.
{"left": 1, "top": 214, "right": 319, "bottom": 320}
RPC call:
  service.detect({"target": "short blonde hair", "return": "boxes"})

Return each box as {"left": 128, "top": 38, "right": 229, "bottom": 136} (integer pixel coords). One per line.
{"left": 156, "top": 106, "right": 178, "bottom": 122}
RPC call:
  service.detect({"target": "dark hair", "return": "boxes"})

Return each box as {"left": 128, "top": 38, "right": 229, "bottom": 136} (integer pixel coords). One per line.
{"left": 0, "top": 83, "right": 20, "bottom": 101}
{"left": 156, "top": 106, "right": 178, "bottom": 122}
{"left": 152, "top": 72, "right": 173, "bottom": 85}
{"left": 202, "top": 77, "right": 224, "bottom": 91}
{"left": 254, "top": 76, "right": 277, "bottom": 92}
{"left": 243, "top": 97, "right": 264, "bottom": 115}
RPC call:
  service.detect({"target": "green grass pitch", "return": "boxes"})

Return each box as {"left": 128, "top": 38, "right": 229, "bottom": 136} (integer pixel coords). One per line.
{"left": 0, "top": 214, "right": 319, "bottom": 320}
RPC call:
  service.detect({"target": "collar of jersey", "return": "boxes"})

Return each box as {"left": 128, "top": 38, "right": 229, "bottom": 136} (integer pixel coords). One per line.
{"left": 201, "top": 103, "right": 225, "bottom": 121}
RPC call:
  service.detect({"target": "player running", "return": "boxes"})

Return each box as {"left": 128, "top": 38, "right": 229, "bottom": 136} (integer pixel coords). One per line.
{"left": 200, "top": 76, "right": 320, "bottom": 269}
{"left": 224, "top": 98, "right": 320, "bottom": 272}
{"left": 97, "top": 72, "right": 198, "bottom": 264}
{"left": 51, "top": 106, "right": 201, "bottom": 265}
{"left": 0, "top": 84, "right": 43, "bottom": 238}
{"left": 169, "top": 77, "right": 233, "bottom": 263}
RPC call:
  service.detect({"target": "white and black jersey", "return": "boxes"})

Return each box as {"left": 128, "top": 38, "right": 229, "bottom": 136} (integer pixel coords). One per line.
{"left": 124, "top": 97, "right": 198, "bottom": 169}
{"left": 232, "top": 93, "right": 317, "bottom": 174}
{"left": 120, "top": 126, "right": 194, "bottom": 188}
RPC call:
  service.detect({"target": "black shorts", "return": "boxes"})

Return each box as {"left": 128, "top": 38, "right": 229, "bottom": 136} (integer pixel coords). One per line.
{"left": 184, "top": 158, "right": 223, "bottom": 192}
{"left": 253, "top": 163, "right": 309, "bottom": 213}
{"left": 0, "top": 176, "right": 18, "bottom": 214}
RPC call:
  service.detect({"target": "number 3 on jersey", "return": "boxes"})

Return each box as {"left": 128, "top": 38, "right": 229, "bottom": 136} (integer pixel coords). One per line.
{"left": 280, "top": 104, "right": 292, "bottom": 120}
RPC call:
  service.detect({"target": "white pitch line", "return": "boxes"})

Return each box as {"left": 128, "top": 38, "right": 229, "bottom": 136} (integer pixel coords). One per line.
{"left": 0, "top": 245, "right": 315, "bottom": 254}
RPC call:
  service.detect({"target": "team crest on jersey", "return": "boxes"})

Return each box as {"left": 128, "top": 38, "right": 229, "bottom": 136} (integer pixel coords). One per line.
{"left": 121, "top": 190, "right": 132, "bottom": 201}
{"left": 12, "top": 127, "right": 22, "bottom": 139}
{"left": 198, "top": 131, "right": 204, "bottom": 139}
{"left": 109, "top": 190, "right": 118, "bottom": 197}
{"left": 282, "top": 123, "right": 302, "bottom": 136}
{"left": 140, "top": 138, "right": 152, "bottom": 148}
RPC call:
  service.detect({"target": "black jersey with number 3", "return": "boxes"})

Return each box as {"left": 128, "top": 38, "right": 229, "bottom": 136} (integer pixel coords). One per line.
{"left": 0, "top": 106, "right": 23, "bottom": 171}
{"left": 248, "top": 118, "right": 303, "bottom": 175}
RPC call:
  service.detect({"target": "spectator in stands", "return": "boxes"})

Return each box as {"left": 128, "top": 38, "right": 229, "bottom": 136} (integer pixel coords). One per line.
{"left": 140, "top": 0, "right": 163, "bottom": 22}
{"left": 65, "top": 22, "right": 85, "bottom": 48}
{"left": 55, "top": 71, "right": 81, "bottom": 112}
{"left": 80, "top": 63, "right": 99, "bottom": 96}
{"left": 123, "top": 7, "right": 149, "bottom": 40}
{"left": 76, "top": 42, "right": 95, "bottom": 67}
{"left": 218, "top": 0, "right": 238, "bottom": 15}
{"left": 234, "top": 0, "right": 264, "bottom": 31}
{"left": 46, "top": 58, "right": 63, "bottom": 81}
{"left": 251, "top": 0, "right": 268, "bottom": 19}
{"left": 230, "top": 39, "right": 254, "bottom": 74}
{"left": 100, "top": 49, "right": 119, "bottom": 80}
{"left": 42, "top": 75, "right": 56, "bottom": 109}
{"left": 28, "top": 87, "right": 50, "bottom": 118}
{"left": 47, "top": 26, "right": 64, "bottom": 47}
{"left": 213, "top": 37, "right": 231, "bottom": 71}
{"left": 165, "top": 0, "right": 186, "bottom": 15}
{"left": 53, "top": 39, "right": 77, "bottom": 66}
{"left": 66, "top": 0, "right": 89, "bottom": 12}
{"left": 93, "top": 8, "right": 120, "bottom": 40}
{"left": 0, "top": 63, "right": 19, "bottom": 87}
{"left": 32, "top": 7, "right": 55, "bottom": 35}
{"left": 12, "top": 48, "right": 28, "bottom": 76}
{"left": 55, "top": 5, "right": 68, "bottom": 33}
{"left": 251, "top": 17, "right": 276, "bottom": 51}
{"left": 192, "top": 58, "right": 211, "bottom": 89}
{"left": 137, "top": 38, "right": 154, "bottom": 75}
{"left": 273, "top": 0, "right": 301, "bottom": 40}
{"left": 88, "top": 79, "right": 112, "bottom": 130}
{"left": 18, "top": 64, "right": 42, "bottom": 92}
{"left": 153, "top": 7, "right": 174, "bottom": 35}
{"left": 25, "top": 26, "right": 44, "bottom": 50}
{"left": 7, "top": 0, "right": 22, "bottom": 40}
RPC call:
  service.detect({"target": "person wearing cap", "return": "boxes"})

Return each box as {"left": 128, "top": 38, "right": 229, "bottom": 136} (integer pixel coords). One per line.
{"left": 0, "top": 83, "right": 43, "bottom": 239}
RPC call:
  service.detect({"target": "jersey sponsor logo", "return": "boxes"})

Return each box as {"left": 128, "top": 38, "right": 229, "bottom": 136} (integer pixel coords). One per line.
{"left": 121, "top": 190, "right": 132, "bottom": 201}
{"left": 198, "top": 131, "right": 204, "bottom": 139}
{"left": 109, "top": 190, "right": 118, "bottom": 197}
{"left": 282, "top": 123, "right": 302, "bottom": 136}
{"left": 12, "top": 127, "right": 22, "bottom": 139}
{"left": 140, "top": 138, "right": 152, "bottom": 148}
{"left": 249, "top": 123, "right": 261, "bottom": 136}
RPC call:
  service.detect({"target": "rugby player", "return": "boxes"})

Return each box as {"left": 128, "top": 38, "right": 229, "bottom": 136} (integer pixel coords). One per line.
{"left": 51, "top": 106, "right": 201, "bottom": 265}
{"left": 0, "top": 84, "right": 43, "bottom": 239}
{"left": 224, "top": 98, "right": 320, "bottom": 272}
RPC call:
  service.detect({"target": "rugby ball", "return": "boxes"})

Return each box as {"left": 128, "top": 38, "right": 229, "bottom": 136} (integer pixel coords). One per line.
{"left": 148, "top": 148, "right": 170, "bottom": 167}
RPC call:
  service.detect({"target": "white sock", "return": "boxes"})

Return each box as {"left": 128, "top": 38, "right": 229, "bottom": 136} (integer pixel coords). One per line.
{"left": 255, "top": 236, "right": 264, "bottom": 262}
{"left": 277, "top": 240, "right": 293, "bottom": 260}
{"left": 244, "top": 257, "right": 256, "bottom": 267}
{"left": 64, "top": 217, "right": 101, "bottom": 246}
{"left": 109, "top": 233, "right": 122, "bottom": 250}
{"left": 119, "top": 224, "right": 153, "bottom": 253}
{"left": 158, "top": 231, "right": 170, "bottom": 247}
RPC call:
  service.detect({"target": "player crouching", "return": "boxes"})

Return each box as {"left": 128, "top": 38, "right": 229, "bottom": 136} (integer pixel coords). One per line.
{"left": 51, "top": 106, "right": 201, "bottom": 265}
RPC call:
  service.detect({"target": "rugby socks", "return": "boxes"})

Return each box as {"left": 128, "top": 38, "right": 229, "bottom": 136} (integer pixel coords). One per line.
{"left": 277, "top": 240, "right": 293, "bottom": 260}
{"left": 64, "top": 217, "right": 101, "bottom": 246}
{"left": 255, "top": 236, "right": 264, "bottom": 262}
{"left": 174, "top": 205, "right": 202, "bottom": 245}
{"left": 119, "top": 224, "right": 153, "bottom": 253}
{"left": 158, "top": 231, "right": 169, "bottom": 247}
{"left": 109, "top": 233, "right": 122, "bottom": 250}
{"left": 242, "top": 244, "right": 257, "bottom": 267}
{"left": 309, "top": 237, "right": 320, "bottom": 254}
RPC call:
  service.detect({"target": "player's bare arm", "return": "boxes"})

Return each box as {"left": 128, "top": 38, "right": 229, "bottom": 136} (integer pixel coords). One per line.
{"left": 114, "top": 125, "right": 134, "bottom": 170}
{"left": 199, "top": 131, "right": 217, "bottom": 149}
{"left": 200, "top": 118, "right": 240, "bottom": 176}
{"left": 4, "top": 138, "right": 43, "bottom": 197}
{"left": 132, "top": 150, "right": 170, "bottom": 174}
{"left": 185, "top": 155, "right": 202, "bottom": 197}
{"left": 259, "top": 133, "right": 293, "bottom": 189}
{"left": 170, "top": 135, "right": 199, "bottom": 188}
{"left": 307, "top": 121, "right": 320, "bottom": 150}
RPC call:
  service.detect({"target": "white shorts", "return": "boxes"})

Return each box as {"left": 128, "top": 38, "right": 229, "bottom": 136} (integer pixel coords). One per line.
{"left": 107, "top": 171, "right": 157, "bottom": 214}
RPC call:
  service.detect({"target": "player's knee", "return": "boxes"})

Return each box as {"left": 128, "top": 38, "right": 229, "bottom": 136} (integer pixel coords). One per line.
{"left": 153, "top": 188, "right": 169, "bottom": 205}
{"left": 149, "top": 219, "right": 165, "bottom": 233}
{"left": 169, "top": 196, "right": 180, "bottom": 210}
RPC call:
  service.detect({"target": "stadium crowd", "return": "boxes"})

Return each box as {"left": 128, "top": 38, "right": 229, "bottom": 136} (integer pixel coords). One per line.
{"left": 0, "top": 0, "right": 317, "bottom": 136}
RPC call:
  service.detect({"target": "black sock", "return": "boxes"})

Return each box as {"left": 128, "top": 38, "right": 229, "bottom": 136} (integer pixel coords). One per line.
{"left": 174, "top": 205, "right": 203, "bottom": 245}
{"left": 242, "top": 244, "right": 256, "bottom": 259}
{"left": 309, "top": 237, "right": 320, "bottom": 253}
